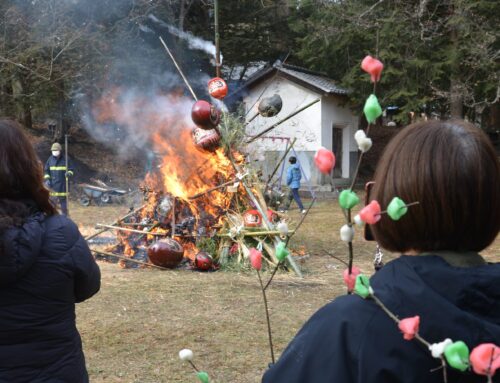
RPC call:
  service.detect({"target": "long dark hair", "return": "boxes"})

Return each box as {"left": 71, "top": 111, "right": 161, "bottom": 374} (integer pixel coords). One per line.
{"left": 372, "top": 119, "right": 500, "bottom": 253}
{"left": 0, "top": 119, "right": 56, "bottom": 232}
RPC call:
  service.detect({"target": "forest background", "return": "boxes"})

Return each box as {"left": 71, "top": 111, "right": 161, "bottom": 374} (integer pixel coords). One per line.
{"left": 0, "top": 0, "right": 498, "bottom": 142}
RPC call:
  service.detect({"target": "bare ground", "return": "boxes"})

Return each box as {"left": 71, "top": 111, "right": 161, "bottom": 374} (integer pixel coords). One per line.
{"left": 72, "top": 199, "right": 499, "bottom": 383}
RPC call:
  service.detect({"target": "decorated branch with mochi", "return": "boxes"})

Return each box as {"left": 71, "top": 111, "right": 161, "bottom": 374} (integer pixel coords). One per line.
{"left": 352, "top": 275, "right": 500, "bottom": 383}
{"left": 179, "top": 349, "right": 211, "bottom": 383}
{"left": 312, "top": 54, "right": 499, "bottom": 383}
{"left": 313, "top": 53, "right": 401, "bottom": 287}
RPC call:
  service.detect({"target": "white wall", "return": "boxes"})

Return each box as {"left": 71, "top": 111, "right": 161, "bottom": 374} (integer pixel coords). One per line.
{"left": 321, "top": 96, "right": 359, "bottom": 178}
{"left": 244, "top": 76, "right": 322, "bottom": 152}
{"left": 244, "top": 73, "right": 358, "bottom": 185}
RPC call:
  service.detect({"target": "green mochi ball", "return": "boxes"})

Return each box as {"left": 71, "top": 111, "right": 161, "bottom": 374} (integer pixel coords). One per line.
{"left": 387, "top": 197, "right": 408, "bottom": 220}
{"left": 354, "top": 274, "right": 372, "bottom": 299}
{"left": 197, "top": 371, "right": 210, "bottom": 383}
{"left": 444, "top": 341, "right": 470, "bottom": 372}
{"left": 339, "top": 190, "right": 360, "bottom": 210}
{"left": 363, "top": 94, "right": 382, "bottom": 124}
{"left": 276, "top": 242, "right": 290, "bottom": 262}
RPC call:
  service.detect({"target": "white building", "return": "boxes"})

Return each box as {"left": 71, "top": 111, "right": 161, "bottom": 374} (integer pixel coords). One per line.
{"left": 241, "top": 62, "right": 359, "bottom": 190}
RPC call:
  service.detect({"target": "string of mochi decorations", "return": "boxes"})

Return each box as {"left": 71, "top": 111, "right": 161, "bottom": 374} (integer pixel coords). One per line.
{"left": 179, "top": 349, "right": 211, "bottom": 383}
{"left": 311, "top": 54, "right": 499, "bottom": 383}
{"left": 352, "top": 275, "right": 500, "bottom": 382}
{"left": 312, "top": 53, "right": 412, "bottom": 283}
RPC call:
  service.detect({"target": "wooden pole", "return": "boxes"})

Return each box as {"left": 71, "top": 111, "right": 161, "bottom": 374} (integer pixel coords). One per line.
{"left": 265, "top": 138, "right": 297, "bottom": 187}
{"left": 217, "top": 230, "right": 294, "bottom": 238}
{"left": 264, "top": 198, "right": 316, "bottom": 290}
{"left": 171, "top": 197, "right": 176, "bottom": 239}
{"left": 228, "top": 154, "right": 302, "bottom": 277}
{"left": 247, "top": 98, "right": 320, "bottom": 143}
{"left": 214, "top": 0, "right": 221, "bottom": 77}
{"left": 188, "top": 177, "right": 241, "bottom": 200}
{"left": 159, "top": 36, "right": 198, "bottom": 101}
{"left": 64, "top": 134, "right": 70, "bottom": 217}
{"left": 85, "top": 204, "right": 147, "bottom": 241}
{"left": 95, "top": 224, "right": 167, "bottom": 236}
{"left": 91, "top": 249, "right": 168, "bottom": 270}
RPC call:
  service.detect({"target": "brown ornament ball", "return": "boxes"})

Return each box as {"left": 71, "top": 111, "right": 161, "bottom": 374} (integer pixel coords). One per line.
{"left": 147, "top": 238, "right": 184, "bottom": 268}
{"left": 194, "top": 251, "right": 213, "bottom": 271}
{"left": 192, "top": 126, "right": 221, "bottom": 153}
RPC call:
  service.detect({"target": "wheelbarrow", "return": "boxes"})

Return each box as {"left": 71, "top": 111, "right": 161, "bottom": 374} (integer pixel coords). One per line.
{"left": 78, "top": 182, "right": 127, "bottom": 206}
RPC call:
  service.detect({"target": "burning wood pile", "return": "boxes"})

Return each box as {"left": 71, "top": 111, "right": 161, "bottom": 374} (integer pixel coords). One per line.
{"left": 86, "top": 72, "right": 313, "bottom": 276}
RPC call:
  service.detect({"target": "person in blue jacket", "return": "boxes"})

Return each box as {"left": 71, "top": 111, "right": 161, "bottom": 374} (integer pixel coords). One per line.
{"left": 282, "top": 156, "right": 306, "bottom": 213}
{"left": 0, "top": 119, "right": 100, "bottom": 383}
{"left": 263, "top": 120, "right": 500, "bottom": 383}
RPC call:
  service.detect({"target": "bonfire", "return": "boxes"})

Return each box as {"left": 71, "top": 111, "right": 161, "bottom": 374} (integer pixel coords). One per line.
{"left": 86, "top": 85, "right": 309, "bottom": 276}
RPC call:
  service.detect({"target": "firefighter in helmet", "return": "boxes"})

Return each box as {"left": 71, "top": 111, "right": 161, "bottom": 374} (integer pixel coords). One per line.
{"left": 44, "top": 143, "right": 74, "bottom": 215}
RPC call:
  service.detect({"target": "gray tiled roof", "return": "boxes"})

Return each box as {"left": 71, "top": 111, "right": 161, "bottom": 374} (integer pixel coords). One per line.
{"left": 242, "top": 61, "right": 349, "bottom": 96}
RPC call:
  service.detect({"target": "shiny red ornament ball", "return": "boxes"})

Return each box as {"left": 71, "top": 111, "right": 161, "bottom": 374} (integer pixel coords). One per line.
{"left": 147, "top": 238, "right": 184, "bottom": 268}
{"left": 243, "top": 210, "right": 263, "bottom": 227}
{"left": 208, "top": 77, "right": 228, "bottom": 99}
{"left": 192, "top": 126, "right": 221, "bottom": 153}
{"left": 194, "top": 251, "right": 213, "bottom": 271}
{"left": 191, "top": 100, "right": 221, "bottom": 130}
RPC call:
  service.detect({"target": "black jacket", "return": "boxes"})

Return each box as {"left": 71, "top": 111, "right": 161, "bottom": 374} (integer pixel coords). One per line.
{"left": 44, "top": 155, "right": 74, "bottom": 196}
{"left": 0, "top": 211, "right": 100, "bottom": 382}
{"left": 263, "top": 255, "right": 500, "bottom": 383}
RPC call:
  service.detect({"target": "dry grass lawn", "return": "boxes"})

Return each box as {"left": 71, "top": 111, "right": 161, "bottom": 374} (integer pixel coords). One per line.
{"left": 71, "top": 199, "right": 499, "bottom": 383}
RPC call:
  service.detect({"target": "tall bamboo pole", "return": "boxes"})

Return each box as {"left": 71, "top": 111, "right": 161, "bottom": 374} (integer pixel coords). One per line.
{"left": 159, "top": 36, "right": 198, "bottom": 101}
{"left": 214, "top": 0, "right": 221, "bottom": 77}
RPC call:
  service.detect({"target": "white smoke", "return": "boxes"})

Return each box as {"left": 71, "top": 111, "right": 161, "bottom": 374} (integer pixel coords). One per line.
{"left": 148, "top": 14, "right": 223, "bottom": 63}
{"left": 80, "top": 88, "right": 194, "bottom": 159}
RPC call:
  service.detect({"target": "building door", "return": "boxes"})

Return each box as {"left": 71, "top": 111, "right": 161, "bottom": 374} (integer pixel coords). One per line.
{"left": 332, "top": 125, "right": 343, "bottom": 177}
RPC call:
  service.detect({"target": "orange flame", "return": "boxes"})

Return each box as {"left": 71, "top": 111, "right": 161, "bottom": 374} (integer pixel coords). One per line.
{"left": 93, "top": 88, "right": 241, "bottom": 263}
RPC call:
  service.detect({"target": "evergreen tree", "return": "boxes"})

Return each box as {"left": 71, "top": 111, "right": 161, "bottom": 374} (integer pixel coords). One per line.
{"left": 290, "top": 0, "right": 500, "bottom": 126}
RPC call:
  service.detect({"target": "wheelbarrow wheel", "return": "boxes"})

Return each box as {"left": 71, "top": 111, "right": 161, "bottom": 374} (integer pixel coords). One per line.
{"left": 100, "top": 193, "right": 111, "bottom": 204}
{"left": 79, "top": 196, "right": 91, "bottom": 207}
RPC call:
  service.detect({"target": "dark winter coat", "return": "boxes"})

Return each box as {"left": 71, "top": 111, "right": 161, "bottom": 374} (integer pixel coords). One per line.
{"left": 44, "top": 155, "right": 74, "bottom": 196}
{"left": 0, "top": 210, "right": 100, "bottom": 382}
{"left": 263, "top": 254, "right": 500, "bottom": 383}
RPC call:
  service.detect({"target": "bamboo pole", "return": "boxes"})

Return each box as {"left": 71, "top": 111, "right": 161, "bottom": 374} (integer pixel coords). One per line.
{"left": 264, "top": 198, "right": 316, "bottom": 290}
{"left": 171, "top": 198, "right": 176, "bottom": 239}
{"left": 159, "top": 36, "right": 198, "bottom": 101}
{"left": 214, "top": 0, "right": 221, "bottom": 78}
{"left": 188, "top": 178, "right": 238, "bottom": 200}
{"left": 247, "top": 98, "right": 320, "bottom": 143}
{"left": 228, "top": 154, "right": 302, "bottom": 277}
{"left": 217, "top": 230, "right": 294, "bottom": 238}
{"left": 266, "top": 138, "right": 297, "bottom": 187}
{"left": 95, "top": 224, "right": 168, "bottom": 236}
{"left": 246, "top": 112, "right": 259, "bottom": 124}
{"left": 91, "top": 249, "right": 168, "bottom": 270}
{"left": 65, "top": 134, "right": 70, "bottom": 217}
{"left": 85, "top": 204, "right": 147, "bottom": 241}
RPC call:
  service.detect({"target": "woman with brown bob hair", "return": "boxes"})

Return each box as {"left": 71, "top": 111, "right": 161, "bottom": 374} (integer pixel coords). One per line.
{"left": 263, "top": 120, "right": 499, "bottom": 383}
{"left": 0, "top": 119, "right": 100, "bottom": 382}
